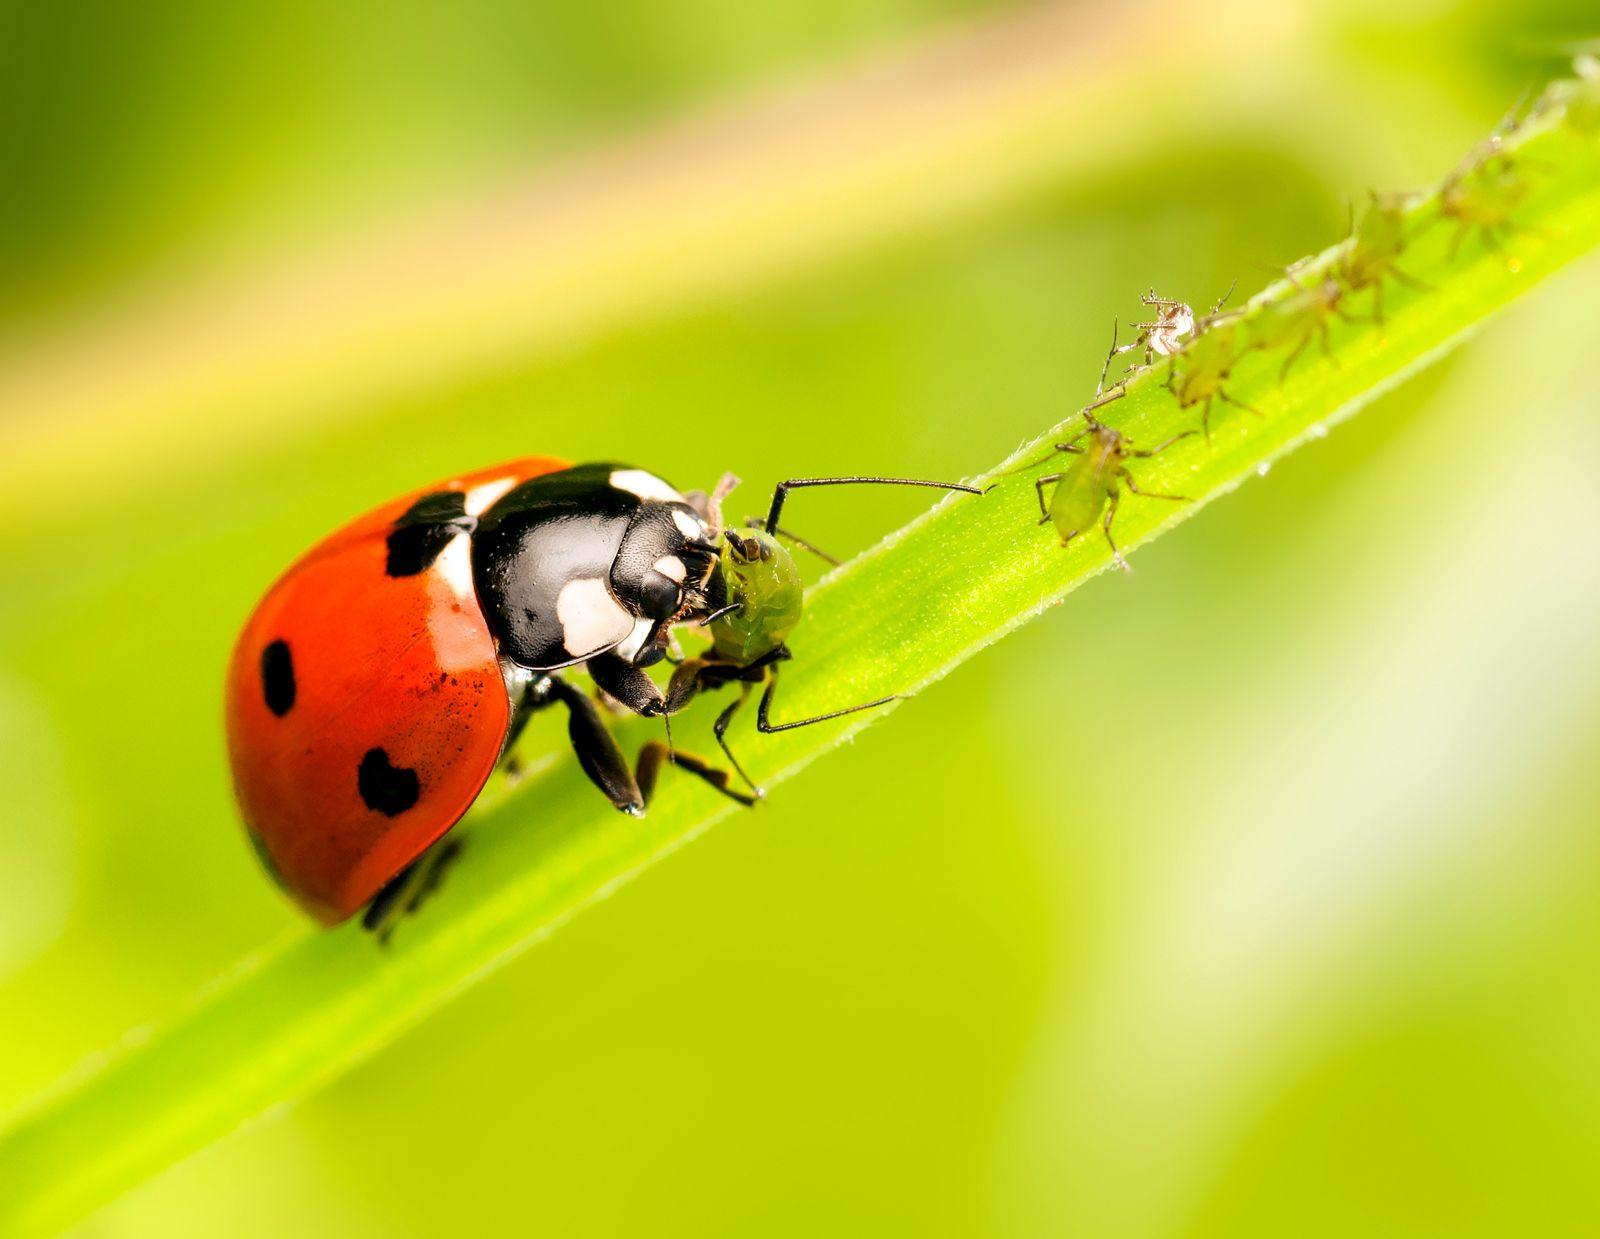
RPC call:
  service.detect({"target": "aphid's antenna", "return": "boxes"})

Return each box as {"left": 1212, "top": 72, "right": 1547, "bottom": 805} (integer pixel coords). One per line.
{"left": 764, "top": 476, "right": 983, "bottom": 534}
{"left": 1212, "top": 279, "right": 1238, "bottom": 314}
{"left": 697, "top": 601, "right": 743, "bottom": 626}
{"left": 744, "top": 516, "right": 840, "bottom": 566}
{"left": 1096, "top": 316, "right": 1123, "bottom": 396}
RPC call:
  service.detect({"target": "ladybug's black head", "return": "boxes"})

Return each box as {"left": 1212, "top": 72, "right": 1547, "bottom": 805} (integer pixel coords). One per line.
{"left": 609, "top": 494, "right": 721, "bottom": 662}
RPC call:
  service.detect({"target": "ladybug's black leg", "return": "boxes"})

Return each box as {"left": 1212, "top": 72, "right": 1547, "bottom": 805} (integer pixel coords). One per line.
{"left": 546, "top": 676, "right": 645, "bottom": 815}
{"left": 587, "top": 650, "right": 666, "bottom": 717}
{"left": 363, "top": 836, "right": 464, "bottom": 944}
{"left": 496, "top": 674, "right": 551, "bottom": 784}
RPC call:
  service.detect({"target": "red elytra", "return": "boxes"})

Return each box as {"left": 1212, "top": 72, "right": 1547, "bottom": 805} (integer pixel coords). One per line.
{"left": 224, "top": 457, "right": 568, "bottom": 924}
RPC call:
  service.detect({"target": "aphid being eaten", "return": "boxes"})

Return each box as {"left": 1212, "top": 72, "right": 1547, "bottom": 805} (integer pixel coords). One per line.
{"left": 1096, "top": 290, "right": 1196, "bottom": 395}
{"left": 1438, "top": 133, "right": 1533, "bottom": 257}
{"left": 1006, "top": 407, "right": 1192, "bottom": 571}
{"left": 656, "top": 474, "right": 983, "bottom": 799}
{"left": 1163, "top": 309, "right": 1256, "bottom": 441}
{"left": 1248, "top": 267, "right": 1359, "bottom": 382}
{"left": 1337, "top": 191, "right": 1429, "bottom": 322}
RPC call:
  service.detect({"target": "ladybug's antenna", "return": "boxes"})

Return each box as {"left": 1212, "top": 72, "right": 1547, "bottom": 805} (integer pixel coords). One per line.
{"left": 706, "top": 472, "right": 739, "bottom": 541}
{"left": 763, "top": 476, "right": 982, "bottom": 535}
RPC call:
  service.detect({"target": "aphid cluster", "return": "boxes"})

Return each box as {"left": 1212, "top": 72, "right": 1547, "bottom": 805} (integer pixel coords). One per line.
{"left": 1005, "top": 62, "right": 1589, "bottom": 573}
{"left": 227, "top": 65, "right": 1593, "bottom": 938}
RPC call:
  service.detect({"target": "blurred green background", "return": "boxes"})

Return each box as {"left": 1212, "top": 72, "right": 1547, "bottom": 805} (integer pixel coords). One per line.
{"left": 4, "top": 0, "right": 1600, "bottom": 1234}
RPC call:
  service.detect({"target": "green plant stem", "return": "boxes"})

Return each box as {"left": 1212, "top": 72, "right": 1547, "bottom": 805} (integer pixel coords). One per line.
{"left": 4, "top": 108, "right": 1599, "bottom": 1238}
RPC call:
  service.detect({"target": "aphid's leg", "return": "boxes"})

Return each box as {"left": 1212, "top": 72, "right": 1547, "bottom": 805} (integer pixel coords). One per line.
{"left": 643, "top": 653, "right": 776, "bottom": 801}
{"left": 1200, "top": 396, "right": 1215, "bottom": 443}
{"left": 636, "top": 741, "right": 757, "bottom": 809}
{"left": 1317, "top": 318, "right": 1338, "bottom": 364}
{"left": 1387, "top": 264, "right": 1430, "bottom": 292}
{"left": 1278, "top": 333, "right": 1311, "bottom": 383}
{"left": 1329, "top": 299, "right": 1365, "bottom": 327}
{"left": 1119, "top": 469, "right": 1188, "bottom": 503}
{"left": 1370, "top": 279, "right": 1385, "bottom": 326}
{"left": 545, "top": 675, "right": 646, "bottom": 815}
{"left": 1128, "top": 430, "right": 1196, "bottom": 458}
{"left": 363, "top": 836, "right": 464, "bottom": 944}
{"left": 995, "top": 441, "right": 1081, "bottom": 480}
{"left": 1101, "top": 489, "right": 1129, "bottom": 572}
{"left": 1084, "top": 386, "right": 1126, "bottom": 414}
{"left": 709, "top": 685, "right": 763, "bottom": 796}
{"left": 1447, "top": 221, "right": 1471, "bottom": 260}
{"left": 755, "top": 661, "right": 895, "bottom": 735}
{"left": 1219, "top": 388, "right": 1262, "bottom": 418}
{"left": 1097, "top": 318, "right": 1149, "bottom": 396}
{"left": 1034, "top": 473, "right": 1067, "bottom": 523}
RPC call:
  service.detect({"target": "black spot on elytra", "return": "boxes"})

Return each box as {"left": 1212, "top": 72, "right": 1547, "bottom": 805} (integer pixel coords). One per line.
{"left": 385, "top": 490, "right": 473, "bottom": 577}
{"left": 358, "top": 748, "right": 420, "bottom": 816}
{"left": 260, "top": 640, "right": 295, "bottom": 716}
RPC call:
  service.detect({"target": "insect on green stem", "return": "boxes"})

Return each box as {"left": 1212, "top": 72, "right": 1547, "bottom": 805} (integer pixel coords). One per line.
{"left": 1000, "top": 403, "right": 1193, "bottom": 571}
{"left": 1337, "top": 191, "right": 1430, "bottom": 322}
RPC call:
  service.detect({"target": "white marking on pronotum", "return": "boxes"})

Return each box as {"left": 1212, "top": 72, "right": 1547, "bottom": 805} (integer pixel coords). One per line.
{"left": 434, "top": 534, "right": 474, "bottom": 598}
{"left": 609, "top": 469, "right": 682, "bottom": 503}
{"left": 463, "top": 476, "right": 518, "bottom": 517}
{"left": 614, "top": 616, "right": 656, "bottom": 664}
{"left": 556, "top": 578, "right": 635, "bottom": 657}
{"left": 673, "top": 508, "right": 706, "bottom": 540}
{"left": 652, "top": 555, "right": 686, "bottom": 582}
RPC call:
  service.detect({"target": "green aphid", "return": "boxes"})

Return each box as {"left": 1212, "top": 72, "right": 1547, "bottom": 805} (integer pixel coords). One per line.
{"left": 705, "top": 527, "right": 804, "bottom": 667}
{"left": 1248, "top": 269, "right": 1357, "bottom": 381}
{"left": 1439, "top": 136, "right": 1532, "bottom": 256}
{"left": 661, "top": 473, "right": 980, "bottom": 798}
{"left": 1010, "top": 408, "right": 1192, "bottom": 571}
{"left": 1337, "top": 191, "right": 1428, "bottom": 322}
{"left": 1164, "top": 312, "right": 1257, "bottom": 441}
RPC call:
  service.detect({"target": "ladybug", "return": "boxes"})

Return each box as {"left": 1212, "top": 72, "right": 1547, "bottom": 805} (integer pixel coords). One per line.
{"left": 226, "top": 458, "right": 979, "bottom": 934}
